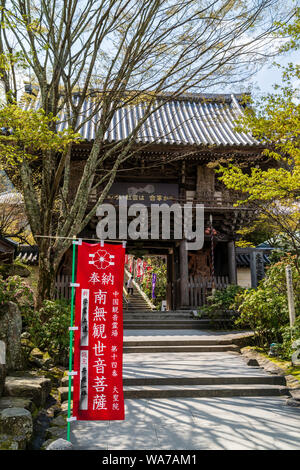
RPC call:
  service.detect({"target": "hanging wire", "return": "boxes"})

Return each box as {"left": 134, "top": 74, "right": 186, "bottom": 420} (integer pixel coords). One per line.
{"left": 34, "top": 234, "right": 126, "bottom": 244}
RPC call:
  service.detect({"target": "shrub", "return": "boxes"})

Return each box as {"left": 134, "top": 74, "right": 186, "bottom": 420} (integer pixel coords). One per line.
{"left": 277, "top": 316, "right": 300, "bottom": 361}
{"left": 235, "top": 255, "right": 300, "bottom": 348}
{"left": 23, "top": 299, "right": 70, "bottom": 366}
{"left": 0, "top": 274, "right": 34, "bottom": 313}
{"left": 198, "top": 284, "right": 245, "bottom": 328}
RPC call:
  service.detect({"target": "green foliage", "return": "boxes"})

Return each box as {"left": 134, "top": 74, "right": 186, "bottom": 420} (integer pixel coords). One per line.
{"left": 0, "top": 274, "right": 34, "bottom": 312}
{"left": 23, "top": 299, "right": 70, "bottom": 366}
{"left": 0, "top": 50, "right": 28, "bottom": 76}
{"left": 199, "top": 284, "right": 245, "bottom": 328}
{"left": 277, "top": 316, "right": 300, "bottom": 360}
{"left": 235, "top": 255, "right": 300, "bottom": 347}
{"left": 0, "top": 274, "right": 70, "bottom": 365}
{"left": 269, "top": 247, "right": 298, "bottom": 263}
{"left": 0, "top": 104, "right": 81, "bottom": 167}
{"left": 216, "top": 14, "right": 300, "bottom": 255}
{"left": 139, "top": 257, "right": 167, "bottom": 308}
{"left": 276, "top": 7, "right": 300, "bottom": 53}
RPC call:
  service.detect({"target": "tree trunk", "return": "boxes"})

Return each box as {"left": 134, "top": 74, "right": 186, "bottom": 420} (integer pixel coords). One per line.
{"left": 36, "top": 239, "right": 56, "bottom": 310}
{"left": 36, "top": 236, "right": 73, "bottom": 309}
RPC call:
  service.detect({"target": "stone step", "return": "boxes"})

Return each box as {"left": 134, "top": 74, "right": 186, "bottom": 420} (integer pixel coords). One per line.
{"left": 124, "top": 316, "right": 193, "bottom": 321}
{"left": 124, "top": 302, "right": 150, "bottom": 305}
{"left": 125, "top": 298, "right": 150, "bottom": 302}
{"left": 124, "top": 310, "right": 192, "bottom": 315}
{"left": 124, "top": 320, "right": 211, "bottom": 329}
{"left": 123, "top": 344, "right": 239, "bottom": 353}
{"left": 125, "top": 302, "right": 150, "bottom": 305}
{"left": 4, "top": 374, "right": 52, "bottom": 408}
{"left": 58, "top": 383, "right": 289, "bottom": 402}
{"left": 124, "top": 311, "right": 153, "bottom": 314}
{"left": 125, "top": 307, "right": 152, "bottom": 310}
{"left": 125, "top": 308, "right": 153, "bottom": 311}
{"left": 124, "top": 313, "right": 193, "bottom": 318}
{"left": 0, "top": 396, "right": 35, "bottom": 413}
{"left": 124, "top": 326, "right": 212, "bottom": 330}
{"left": 125, "top": 310, "right": 192, "bottom": 314}
{"left": 124, "top": 309, "right": 153, "bottom": 313}
{"left": 125, "top": 302, "right": 151, "bottom": 307}
{"left": 61, "top": 374, "right": 286, "bottom": 389}
{"left": 123, "top": 384, "right": 290, "bottom": 399}
{"left": 124, "top": 319, "right": 208, "bottom": 325}
{"left": 58, "top": 386, "right": 71, "bottom": 402}
{"left": 123, "top": 339, "right": 234, "bottom": 346}
{"left": 124, "top": 311, "right": 192, "bottom": 314}
{"left": 122, "top": 376, "right": 287, "bottom": 386}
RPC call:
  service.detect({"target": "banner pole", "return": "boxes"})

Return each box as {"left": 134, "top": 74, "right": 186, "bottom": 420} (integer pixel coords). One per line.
{"left": 67, "top": 236, "right": 77, "bottom": 441}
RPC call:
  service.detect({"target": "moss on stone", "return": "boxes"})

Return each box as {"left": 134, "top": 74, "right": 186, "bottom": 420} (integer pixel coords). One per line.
{"left": 243, "top": 346, "right": 300, "bottom": 384}
{"left": 0, "top": 434, "right": 19, "bottom": 450}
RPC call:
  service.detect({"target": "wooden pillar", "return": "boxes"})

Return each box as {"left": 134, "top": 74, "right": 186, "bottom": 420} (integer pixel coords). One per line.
{"left": 166, "top": 252, "right": 173, "bottom": 311}
{"left": 227, "top": 241, "right": 237, "bottom": 285}
{"left": 250, "top": 251, "right": 257, "bottom": 288}
{"left": 180, "top": 240, "right": 189, "bottom": 307}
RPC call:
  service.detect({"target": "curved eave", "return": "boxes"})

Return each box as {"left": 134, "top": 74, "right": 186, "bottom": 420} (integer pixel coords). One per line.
{"left": 21, "top": 92, "right": 261, "bottom": 148}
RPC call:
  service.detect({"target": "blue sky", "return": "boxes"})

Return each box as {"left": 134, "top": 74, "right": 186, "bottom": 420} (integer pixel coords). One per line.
{"left": 248, "top": 47, "right": 300, "bottom": 97}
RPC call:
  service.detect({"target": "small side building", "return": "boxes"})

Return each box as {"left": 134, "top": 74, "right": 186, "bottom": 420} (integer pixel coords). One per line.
{"left": 0, "top": 236, "right": 18, "bottom": 264}
{"left": 236, "top": 247, "right": 272, "bottom": 288}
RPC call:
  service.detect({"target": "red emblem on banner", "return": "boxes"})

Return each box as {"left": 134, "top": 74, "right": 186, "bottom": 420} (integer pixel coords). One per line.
{"left": 73, "top": 242, "right": 125, "bottom": 420}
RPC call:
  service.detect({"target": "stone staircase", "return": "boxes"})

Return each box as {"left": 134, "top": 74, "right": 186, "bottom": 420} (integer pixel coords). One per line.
{"left": 121, "top": 348, "right": 288, "bottom": 399}
{"left": 124, "top": 290, "right": 152, "bottom": 313}
{"left": 58, "top": 310, "right": 290, "bottom": 403}
{"left": 123, "top": 288, "right": 233, "bottom": 329}
{"left": 121, "top": 308, "right": 289, "bottom": 399}
{"left": 59, "top": 345, "right": 289, "bottom": 401}
{"left": 124, "top": 308, "right": 211, "bottom": 330}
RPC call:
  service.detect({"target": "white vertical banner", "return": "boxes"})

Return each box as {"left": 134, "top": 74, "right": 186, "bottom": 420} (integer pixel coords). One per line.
{"left": 285, "top": 265, "right": 296, "bottom": 327}
{"left": 79, "top": 350, "right": 89, "bottom": 410}
{"left": 80, "top": 289, "right": 90, "bottom": 346}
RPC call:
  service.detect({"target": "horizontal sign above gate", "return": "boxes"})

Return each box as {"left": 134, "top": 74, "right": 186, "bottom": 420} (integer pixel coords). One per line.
{"left": 105, "top": 182, "right": 179, "bottom": 206}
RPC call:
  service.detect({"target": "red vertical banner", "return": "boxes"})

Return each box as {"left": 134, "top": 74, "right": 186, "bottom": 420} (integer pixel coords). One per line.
{"left": 136, "top": 258, "right": 142, "bottom": 278}
{"left": 73, "top": 242, "right": 125, "bottom": 420}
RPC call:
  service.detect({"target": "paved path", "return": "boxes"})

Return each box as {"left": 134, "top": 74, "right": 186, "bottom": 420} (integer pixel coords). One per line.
{"left": 69, "top": 329, "right": 300, "bottom": 450}
{"left": 124, "top": 329, "right": 254, "bottom": 340}
{"left": 122, "top": 351, "right": 274, "bottom": 379}
{"left": 70, "top": 397, "right": 300, "bottom": 450}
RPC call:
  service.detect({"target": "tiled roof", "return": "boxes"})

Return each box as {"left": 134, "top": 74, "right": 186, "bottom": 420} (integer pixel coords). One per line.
{"left": 24, "top": 92, "right": 259, "bottom": 147}
{"left": 236, "top": 253, "right": 271, "bottom": 268}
